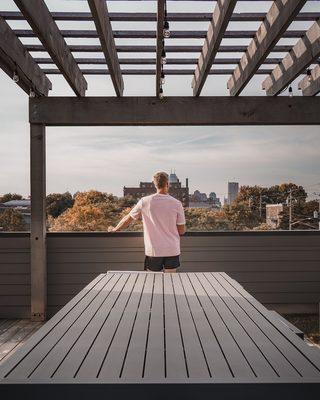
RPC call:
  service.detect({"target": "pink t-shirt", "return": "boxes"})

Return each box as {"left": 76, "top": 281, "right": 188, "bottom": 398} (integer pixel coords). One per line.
{"left": 129, "top": 194, "right": 186, "bottom": 257}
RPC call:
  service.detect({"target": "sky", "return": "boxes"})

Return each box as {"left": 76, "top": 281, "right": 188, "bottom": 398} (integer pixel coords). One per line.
{"left": 0, "top": 0, "right": 320, "bottom": 200}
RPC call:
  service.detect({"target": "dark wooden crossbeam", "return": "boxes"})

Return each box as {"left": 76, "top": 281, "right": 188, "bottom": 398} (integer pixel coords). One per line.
{"left": 228, "top": 0, "right": 307, "bottom": 96}
{"left": 0, "top": 16, "right": 51, "bottom": 96}
{"left": 263, "top": 19, "right": 320, "bottom": 96}
{"left": 14, "top": 0, "right": 87, "bottom": 97}
{"left": 13, "top": 29, "right": 307, "bottom": 39}
{"left": 36, "top": 57, "right": 305, "bottom": 65}
{"left": 26, "top": 44, "right": 295, "bottom": 53}
{"left": 1, "top": 11, "right": 319, "bottom": 22}
{"left": 29, "top": 96, "right": 320, "bottom": 126}
{"left": 88, "top": 0, "right": 123, "bottom": 96}
{"left": 42, "top": 68, "right": 277, "bottom": 75}
{"left": 298, "top": 64, "right": 320, "bottom": 96}
{"left": 192, "top": 0, "right": 237, "bottom": 96}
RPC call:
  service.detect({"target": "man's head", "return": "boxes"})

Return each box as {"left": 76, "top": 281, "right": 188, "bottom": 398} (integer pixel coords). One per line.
{"left": 153, "top": 171, "right": 169, "bottom": 192}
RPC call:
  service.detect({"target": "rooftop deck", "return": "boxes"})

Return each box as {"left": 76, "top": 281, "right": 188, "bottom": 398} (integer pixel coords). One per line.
{"left": 0, "top": 272, "right": 319, "bottom": 399}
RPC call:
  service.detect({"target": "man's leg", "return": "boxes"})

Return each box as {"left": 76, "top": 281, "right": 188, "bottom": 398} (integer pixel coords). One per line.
{"left": 164, "top": 268, "right": 177, "bottom": 273}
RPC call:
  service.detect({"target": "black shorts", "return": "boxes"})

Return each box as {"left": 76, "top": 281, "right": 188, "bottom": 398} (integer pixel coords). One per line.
{"left": 144, "top": 255, "right": 180, "bottom": 272}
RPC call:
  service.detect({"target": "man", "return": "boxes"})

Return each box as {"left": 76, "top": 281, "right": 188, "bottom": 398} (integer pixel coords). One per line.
{"left": 108, "top": 172, "right": 186, "bottom": 272}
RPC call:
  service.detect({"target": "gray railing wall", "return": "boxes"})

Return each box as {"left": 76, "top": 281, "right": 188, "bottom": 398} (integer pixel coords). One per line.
{"left": 1, "top": 232, "right": 320, "bottom": 318}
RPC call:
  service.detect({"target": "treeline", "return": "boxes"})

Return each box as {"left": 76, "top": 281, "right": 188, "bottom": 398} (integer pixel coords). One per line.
{"left": 0, "top": 183, "right": 319, "bottom": 232}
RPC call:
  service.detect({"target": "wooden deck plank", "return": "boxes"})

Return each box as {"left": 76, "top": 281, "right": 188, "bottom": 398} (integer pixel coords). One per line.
{"left": 120, "top": 274, "right": 154, "bottom": 378}
{"left": 143, "top": 274, "right": 165, "bottom": 378}
{"left": 0, "top": 321, "right": 42, "bottom": 363}
{"left": 29, "top": 273, "right": 122, "bottom": 378}
{"left": 163, "top": 273, "right": 188, "bottom": 378}
{"left": 204, "top": 273, "right": 298, "bottom": 378}
{"left": 180, "top": 274, "right": 233, "bottom": 378}
{"left": 76, "top": 273, "right": 137, "bottom": 378}
{"left": 194, "top": 273, "right": 258, "bottom": 378}
{"left": 171, "top": 273, "right": 210, "bottom": 378}
{"left": 215, "top": 273, "right": 320, "bottom": 377}
{"left": 99, "top": 274, "right": 147, "bottom": 378}
{"left": 52, "top": 273, "right": 128, "bottom": 378}
{"left": 3, "top": 274, "right": 111, "bottom": 379}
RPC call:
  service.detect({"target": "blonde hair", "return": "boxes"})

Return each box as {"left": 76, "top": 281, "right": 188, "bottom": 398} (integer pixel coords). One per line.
{"left": 153, "top": 171, "right": 169, "bottom": 189}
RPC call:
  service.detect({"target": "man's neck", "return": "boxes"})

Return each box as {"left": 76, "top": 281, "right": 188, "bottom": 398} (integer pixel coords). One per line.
{"left": 157, "top": 189, "right": 168, "bottom": 195}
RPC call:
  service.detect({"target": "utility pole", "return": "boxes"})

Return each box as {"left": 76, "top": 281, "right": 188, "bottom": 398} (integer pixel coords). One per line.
{"left": 259, "top": 193, "right": 262, "bottom": 219}
{"left": 288, "top": 189, "right": 292, "bottom": 231}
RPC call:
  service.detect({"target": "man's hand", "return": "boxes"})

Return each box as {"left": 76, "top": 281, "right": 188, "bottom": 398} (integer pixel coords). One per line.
{"left": 108, "top": 226, "right": 117, "bottom": 233}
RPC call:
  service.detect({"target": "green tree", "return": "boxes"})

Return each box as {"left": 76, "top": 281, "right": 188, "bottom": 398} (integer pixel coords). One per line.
{"left": 0, "top": 193, "right": 23, "bottom": 203}
{"left": 46, "top": 192, "right": 74, "bottom": 218}
{"left": 0, "top": 208, "right": 25, "bottom": 231}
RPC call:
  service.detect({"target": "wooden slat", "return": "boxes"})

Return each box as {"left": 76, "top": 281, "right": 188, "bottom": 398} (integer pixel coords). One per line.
{"left": 179, "top": 274, "right": 232, "bottom": 378}
{"left": 25, "top": 44, "right": 295, "bottom": 53}
{"left": 262, "top": 19, "right": 320, "bottom": 96}
{"left": 29, "top": 96, "right": 320, "bottom": 126}
{"left": 120, "top": 274, "right": 154, "bottom": 378}
{"left": 192, "top": 0, "right": 237, "bottom": 96}
{"left": 76, "top": 274, "right": 137, "bottom": 378}
{"left": 30, "top": 273, "right": 125, "bottom": 378}
{"left": 156, "top": 0, "right": 165, "bottom": 97}
{"left": 228, "top": 0, "right": 307, "bottom": 96}
{"left": 13, "top": 28, "right": 307, "bottom": 39}
{"left": 219, "top": 273, "right": 320, "bottom": 373}
{"left": 298, "top": 64, "right": 320, "bottom": 96}
{"left": 143, "top": 274, "right": 165, "bottom": 378}
{"left": 2, "top": 11, "right": 320, "bottom": 22}
{"left": 204, "top": 274, "right": 298, "bottom": 378}
{"left": 13, "top": 0, "right": 87, "bottom": 97}
{"left": 163, "top": 274, "right": 188, "bottom": 378}
{"left": 0, "top": 274, "right": 106, "bottom": 378}
{"left": 88, "top": 0, "right": 123, "bottom": 96}
{"left": 51, "top": 273, "right": 127, "bottom": 378}
{"left": 0, "top": 16, "right": 51, "bottom": 96}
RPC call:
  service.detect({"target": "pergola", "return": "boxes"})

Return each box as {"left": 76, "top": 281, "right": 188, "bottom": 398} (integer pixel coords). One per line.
{"left": 1, "top": 0, "right": 320, "bottom": 321}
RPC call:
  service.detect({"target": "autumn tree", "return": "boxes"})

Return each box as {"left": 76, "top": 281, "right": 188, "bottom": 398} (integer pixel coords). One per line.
{"left": 0, "top": 193, "right": 23, "bottom": 203}
{"left": 0, "top": 209, "right": 26, "bottom": 231}
{"left": 46, "top": 192, "right": 74, "bottom": 218}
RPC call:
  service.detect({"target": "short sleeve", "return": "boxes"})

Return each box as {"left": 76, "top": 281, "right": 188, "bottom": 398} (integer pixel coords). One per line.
{"left": 176, "top": 202, "right": 186, "bottom": 225}
{"left": 129, "top": 199, "right": 143, "bottom": 220}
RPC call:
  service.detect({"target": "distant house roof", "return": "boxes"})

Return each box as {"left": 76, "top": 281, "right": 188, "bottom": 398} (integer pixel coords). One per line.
{"left": 3, "top": 200, "right": 31, "bottom": 207}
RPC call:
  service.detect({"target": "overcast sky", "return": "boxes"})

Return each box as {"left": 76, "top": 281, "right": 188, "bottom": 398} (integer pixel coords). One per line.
{"left": 1, "top": 0, "right": 320, "bottom": 200}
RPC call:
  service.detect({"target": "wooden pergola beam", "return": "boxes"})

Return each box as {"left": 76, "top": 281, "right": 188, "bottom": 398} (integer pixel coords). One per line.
{"left": 26, "top": 44, "right": 295, "bottom": 53}
{"left": 156, "top": 0, "right": 165, "bottom": 97}
{"left": 29, "top": 96, "right": 320, "bottom": 126}
{"left": 14, "top": 0, "right": 87, "bottom": 97}
{"left": 192, "top": 0, "right": 237, "bottom": 96}
{"left": 227, "top": 0, "right": 307, "bottom": 96}
{"left": 298, "top": 64, "right": 320, "bottom": 96}
{"left": 0, "top": 17, "right": 51, "bottom": 96}
{"left": 1, "top": 11, "right": 320, "bottom": 22}
{"left": 13, "top": 29, "right": 308, "bottom": 39}
{"left": 262, "top": 19, "right": 320, "bottom": 96}
{"left": 88, "top": 0, "right": 123, "bottom": 97}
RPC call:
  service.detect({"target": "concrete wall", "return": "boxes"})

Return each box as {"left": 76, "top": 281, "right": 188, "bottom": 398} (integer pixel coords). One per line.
{"left": 1, "top": 231, "right": 320, "bottom": 318}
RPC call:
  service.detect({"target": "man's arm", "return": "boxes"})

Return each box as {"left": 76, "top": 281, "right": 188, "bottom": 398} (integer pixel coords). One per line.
{"left": 177, "top": 224, "right": 186, "bottom": 236}
{"left": 108, "top": 214, "right": 134, "bottom": 232}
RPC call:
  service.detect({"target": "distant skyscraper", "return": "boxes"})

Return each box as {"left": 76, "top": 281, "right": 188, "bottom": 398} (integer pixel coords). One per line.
{"left": 227, "top": 182, "right": 239, "bottom": 205}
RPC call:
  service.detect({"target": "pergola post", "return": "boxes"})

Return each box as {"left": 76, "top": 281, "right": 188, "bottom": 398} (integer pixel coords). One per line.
{"left": 30, "top": 123, "right": 47, "bottom": 321}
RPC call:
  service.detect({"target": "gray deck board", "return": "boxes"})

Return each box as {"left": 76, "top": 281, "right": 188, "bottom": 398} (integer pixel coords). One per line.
{"left": 1, "top": 271, "right": 320, "bottom": 400}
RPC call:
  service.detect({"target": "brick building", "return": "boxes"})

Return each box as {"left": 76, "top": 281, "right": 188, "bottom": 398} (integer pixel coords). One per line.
{"left": 123, "top": 172, "right": 189, "bottom": 207}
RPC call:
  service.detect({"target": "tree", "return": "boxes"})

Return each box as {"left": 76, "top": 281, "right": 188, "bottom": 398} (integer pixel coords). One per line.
{"left": 0, "top": 208, "right": 25, "bottom": 231}
{"left": 46, "top": 192, "right": 74, "bottom": 218}
{"left": 279, "top": 199, "right": 318, "bottom": 230}
{"left": 0, "top": 193, "right": 23, "bottom": 203}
